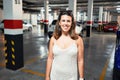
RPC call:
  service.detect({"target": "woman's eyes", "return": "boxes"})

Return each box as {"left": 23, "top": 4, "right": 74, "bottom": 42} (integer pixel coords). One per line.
{"left": 62, "top": 20, "right": 71, "bottom": 22}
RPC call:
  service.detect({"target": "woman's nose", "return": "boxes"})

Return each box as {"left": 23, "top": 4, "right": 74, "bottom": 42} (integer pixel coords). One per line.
{"left": 64, "top": 21, "right": 69, "bottom": 24}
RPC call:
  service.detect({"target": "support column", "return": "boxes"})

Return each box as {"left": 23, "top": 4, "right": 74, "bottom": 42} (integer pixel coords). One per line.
{"left": 107, "top": 11, "right": 110, "bottom": 23}
{"left": 53, "top": 10, "right": 58, "bottom": 20}
{"left": 103, "top": 11, "right": 107, "bottom": 24}
{"left": 98, "top": 6, "right": 103, "bottom": 25}
{"left": 31, "top": 14, "right": 37, "bottom": 26}
{"left": 79, "top": 11, "right": 82, "bottom": 21}
{"left": 3, "top": 0, "right": 23, "bottom": 70}
{"left": 40, "top": 7, "right": 44, "bottom": 29}
{"left": 44, "top": 0, "right": 49, "bottom": 36}
{"left": 40, "top": 7, "right": 44, "bottom": 20}
{"left": 86, "top": 0, "right": 93, "bottom": 37}
{"left": 68, "top": 0, "right": 77, "bottom": 20}
{"left": 83, "top": 12, "right": 87, "bottom": 21}
{"left": 109, "top": 15, "right": 112, "bottom": 22}
{"left": 98, "top": 6, "right": 103, "bottom": 32}
{"left": 77, "top": 11, "right": 80, "bottom": 21}
{"left": 111, "top": 14, "right": 117, "bottom": 21}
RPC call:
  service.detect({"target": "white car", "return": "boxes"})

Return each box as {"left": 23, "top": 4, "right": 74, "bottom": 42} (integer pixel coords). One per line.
{"left": 23, "top": 21, "right": 33, "bottom": 31}
{"left": 92, "top": 21, "right": 99, "bottom": 30}
{"left": 0, "top": 20, "right": 33, "bottom": 32}
{"left": 75, "top": 22, "right": 83, "bottom": 35}
{"left": 48, "top": 20, "right": 57, "bottom": 38}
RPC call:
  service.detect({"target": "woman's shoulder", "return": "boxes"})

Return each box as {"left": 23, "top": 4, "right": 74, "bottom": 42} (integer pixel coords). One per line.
{"left": 76, "top": 35, "right": 83, "bottom": 44}
{"left": 50, "top": 36, "right": 56, "bottom": 44}
{"left": 76, "top": 35, "right": 83, "bottom": 40}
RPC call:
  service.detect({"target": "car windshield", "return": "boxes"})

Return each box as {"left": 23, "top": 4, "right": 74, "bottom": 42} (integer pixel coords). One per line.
{"left": 108, "top": 23, "right": 117, "bottom": 26}
{"left": 108, "top": 21, "right": 118, "bottom": 25}
{"left": 52, "top": 20, "right": 57, "bottom": 25}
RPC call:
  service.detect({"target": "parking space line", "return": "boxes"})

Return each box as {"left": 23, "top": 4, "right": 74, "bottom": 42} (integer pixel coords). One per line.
{"left": 0, "top": 61, "right": 5, "bottom": 67}
{"left": 25, "top": 56, "right": 40, "bottom": 65}
{"left": 0, "top": 56, "right": 40, "bottom": 67}
{"left": 99, "top": 46, "right": 115, "bottom": 80}
{"left": 21, "top": 69, "right": 45, "bottom": 77}
{"left": 99, "top": 58, "right": 109, "bottom": 80}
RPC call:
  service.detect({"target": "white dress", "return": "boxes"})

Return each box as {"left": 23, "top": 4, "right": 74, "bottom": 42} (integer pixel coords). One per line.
{"left": 50, "top": 41, "right": 78, "bottom": 80}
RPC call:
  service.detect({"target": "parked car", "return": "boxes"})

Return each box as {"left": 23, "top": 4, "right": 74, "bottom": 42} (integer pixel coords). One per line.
{"left": 75, "top": 21, "right": 83, "bottom": 35}
{"left": 48, "top": 20, "right": 57, "bottom": 38}
{"left": 92, "top": 21, "right": 99, "bottom": 30}
{"left": 103, "top": 22, "right": 119, "bottom": 32}
{"left": 0, "top": 20, "right": 33, "bottom": 32}
{"left": 23, "top": 21, "right": 33, "bottom": 31}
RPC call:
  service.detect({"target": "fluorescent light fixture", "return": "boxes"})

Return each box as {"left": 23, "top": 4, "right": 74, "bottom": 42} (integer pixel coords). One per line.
{"left": 116, "top": 8, "right": 120, "bottom": 10}
{"left": 116, "top": 6, "right": 120, "bottom": 13}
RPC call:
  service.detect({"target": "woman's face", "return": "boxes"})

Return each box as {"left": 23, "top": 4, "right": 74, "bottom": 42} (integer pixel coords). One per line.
{"left": 59, "top": 15, "right": 72, "bottom": 33}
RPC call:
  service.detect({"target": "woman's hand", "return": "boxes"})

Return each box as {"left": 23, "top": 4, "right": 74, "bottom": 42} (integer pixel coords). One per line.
{"left": 79, "top": 78, "right": 84, "bottom": 80}
{"left": 45, "top": 77, "right": 50, "bottom": 80}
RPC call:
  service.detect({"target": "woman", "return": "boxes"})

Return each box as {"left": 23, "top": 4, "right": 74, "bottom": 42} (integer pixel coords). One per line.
{"left": 45, "top": 10, "right": 84, "bottom": 80}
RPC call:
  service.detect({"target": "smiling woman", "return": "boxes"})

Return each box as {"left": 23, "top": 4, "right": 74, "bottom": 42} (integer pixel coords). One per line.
{"left": 45, "top": 10, "right": 85, "bottom": 80}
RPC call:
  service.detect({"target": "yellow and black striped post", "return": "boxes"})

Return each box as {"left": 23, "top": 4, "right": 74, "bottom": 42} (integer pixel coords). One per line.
{"left": 3, "top": 0, "right": 24, "bottom": 70}
{"left": 4, "top": 20, "right": 24, "bottom": 70}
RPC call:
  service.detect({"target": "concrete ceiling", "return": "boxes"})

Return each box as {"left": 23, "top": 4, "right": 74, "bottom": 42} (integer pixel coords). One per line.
{"left": 0, "top": 0, "right": 120, "bottom": 15}
{"left": 23, "top": 0, "right": 120, "bottom": 15}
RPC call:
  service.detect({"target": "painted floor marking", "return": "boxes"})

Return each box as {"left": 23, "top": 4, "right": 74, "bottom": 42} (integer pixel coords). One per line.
{"left": 99, "top": 46, "right": 115, "bottom": 80}
{"left": 21, "top": 69, "right": 45, "bottom": 77}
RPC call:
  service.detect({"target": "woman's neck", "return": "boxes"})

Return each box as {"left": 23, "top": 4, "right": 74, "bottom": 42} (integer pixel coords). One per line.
{"left": 62, "top": 31, "right": 69, "bottom": 36}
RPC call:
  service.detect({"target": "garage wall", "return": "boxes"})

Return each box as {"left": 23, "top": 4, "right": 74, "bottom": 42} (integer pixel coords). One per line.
{"left": 31, "top": 14, "right": 37, "bottom": 26}
{"left": 0, "top": 8, "right": 3, "bottom": 21}
{"left": 111, "top": 15, "right": 117, "bottom": 21}
{"left": 117, "top": 16, "right": 120, "bottom": 26}
{"left": 22, "top": 12, "right": 31, "bottom": 23}
{"left": 0, "top": 9, "right": 31, "bottom": 23}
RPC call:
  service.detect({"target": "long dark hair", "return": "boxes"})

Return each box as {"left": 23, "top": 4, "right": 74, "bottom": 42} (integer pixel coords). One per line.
{"left": 53, "top": 10, "right": 78, "bottom": 40}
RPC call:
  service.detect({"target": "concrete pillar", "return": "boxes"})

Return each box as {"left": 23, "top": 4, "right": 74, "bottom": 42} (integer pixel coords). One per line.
{"left": 111, "top": 15, "right": 117, "bottom": 21}
{"left": 31, "top": 14, "right": 37, "bottom": 26}
{"left": 103, "top": 11, "right": 107, "bottom": 24}
{"left": 68, "top": 0, "right": 77, "bottom": 20}
{"left": 77, "top": 11, "right": 80, "bottom": 21}
{"left": 97, "top": 6, "right": 103, "bottom": 32}
{"left": 40, "top": 7, "right": 44, "bottom": 29}
{"left": 0, "top": 8, "right": 3, "bottom": 21}
{"left": 79, "top": 11, "right": 82, "bottom": 21}
{"left": 22, "top": 13, "right": 30, "bottom": 23}
{"left": 107, "top": 11, "right": 110, "bottom": 23}
{"left": 86, "top": 0, "right": 93, "bottom": 37}
{"left": 3, "top": 0, "right": 23, "bottom": 70}
{"left": 117, "top": 16, "right": 120, "bottom": 26}
{"left": 53, "top": 10, "right": 58, "bottom": 20}
{"left": 40, "top": 7, "right": 44, "bottom": 20}
{"left": 44, "top": 0, "right": 49, "bottom": 36}
{"left": 98, "top": 6, "right": 103, "bottom": 25}
{"left": 83, "top": 12, "right": 87, "bottom": 21}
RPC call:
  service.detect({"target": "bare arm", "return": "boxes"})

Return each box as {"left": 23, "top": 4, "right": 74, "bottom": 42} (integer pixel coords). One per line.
{"left": 77, "top": 36, "right": 84, "bottom": 79}
{"left": 45, "top": 37, "right": 54, "bottom": 80}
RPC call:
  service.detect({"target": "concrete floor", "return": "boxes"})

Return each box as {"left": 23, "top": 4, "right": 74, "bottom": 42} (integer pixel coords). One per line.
{"left": 0, "top": 26, "right": 116, "bottom": 80}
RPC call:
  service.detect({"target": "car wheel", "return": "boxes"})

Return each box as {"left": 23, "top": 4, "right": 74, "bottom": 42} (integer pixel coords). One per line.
{"left": 28, "top": 27, "right": 32, "bottom": 31}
